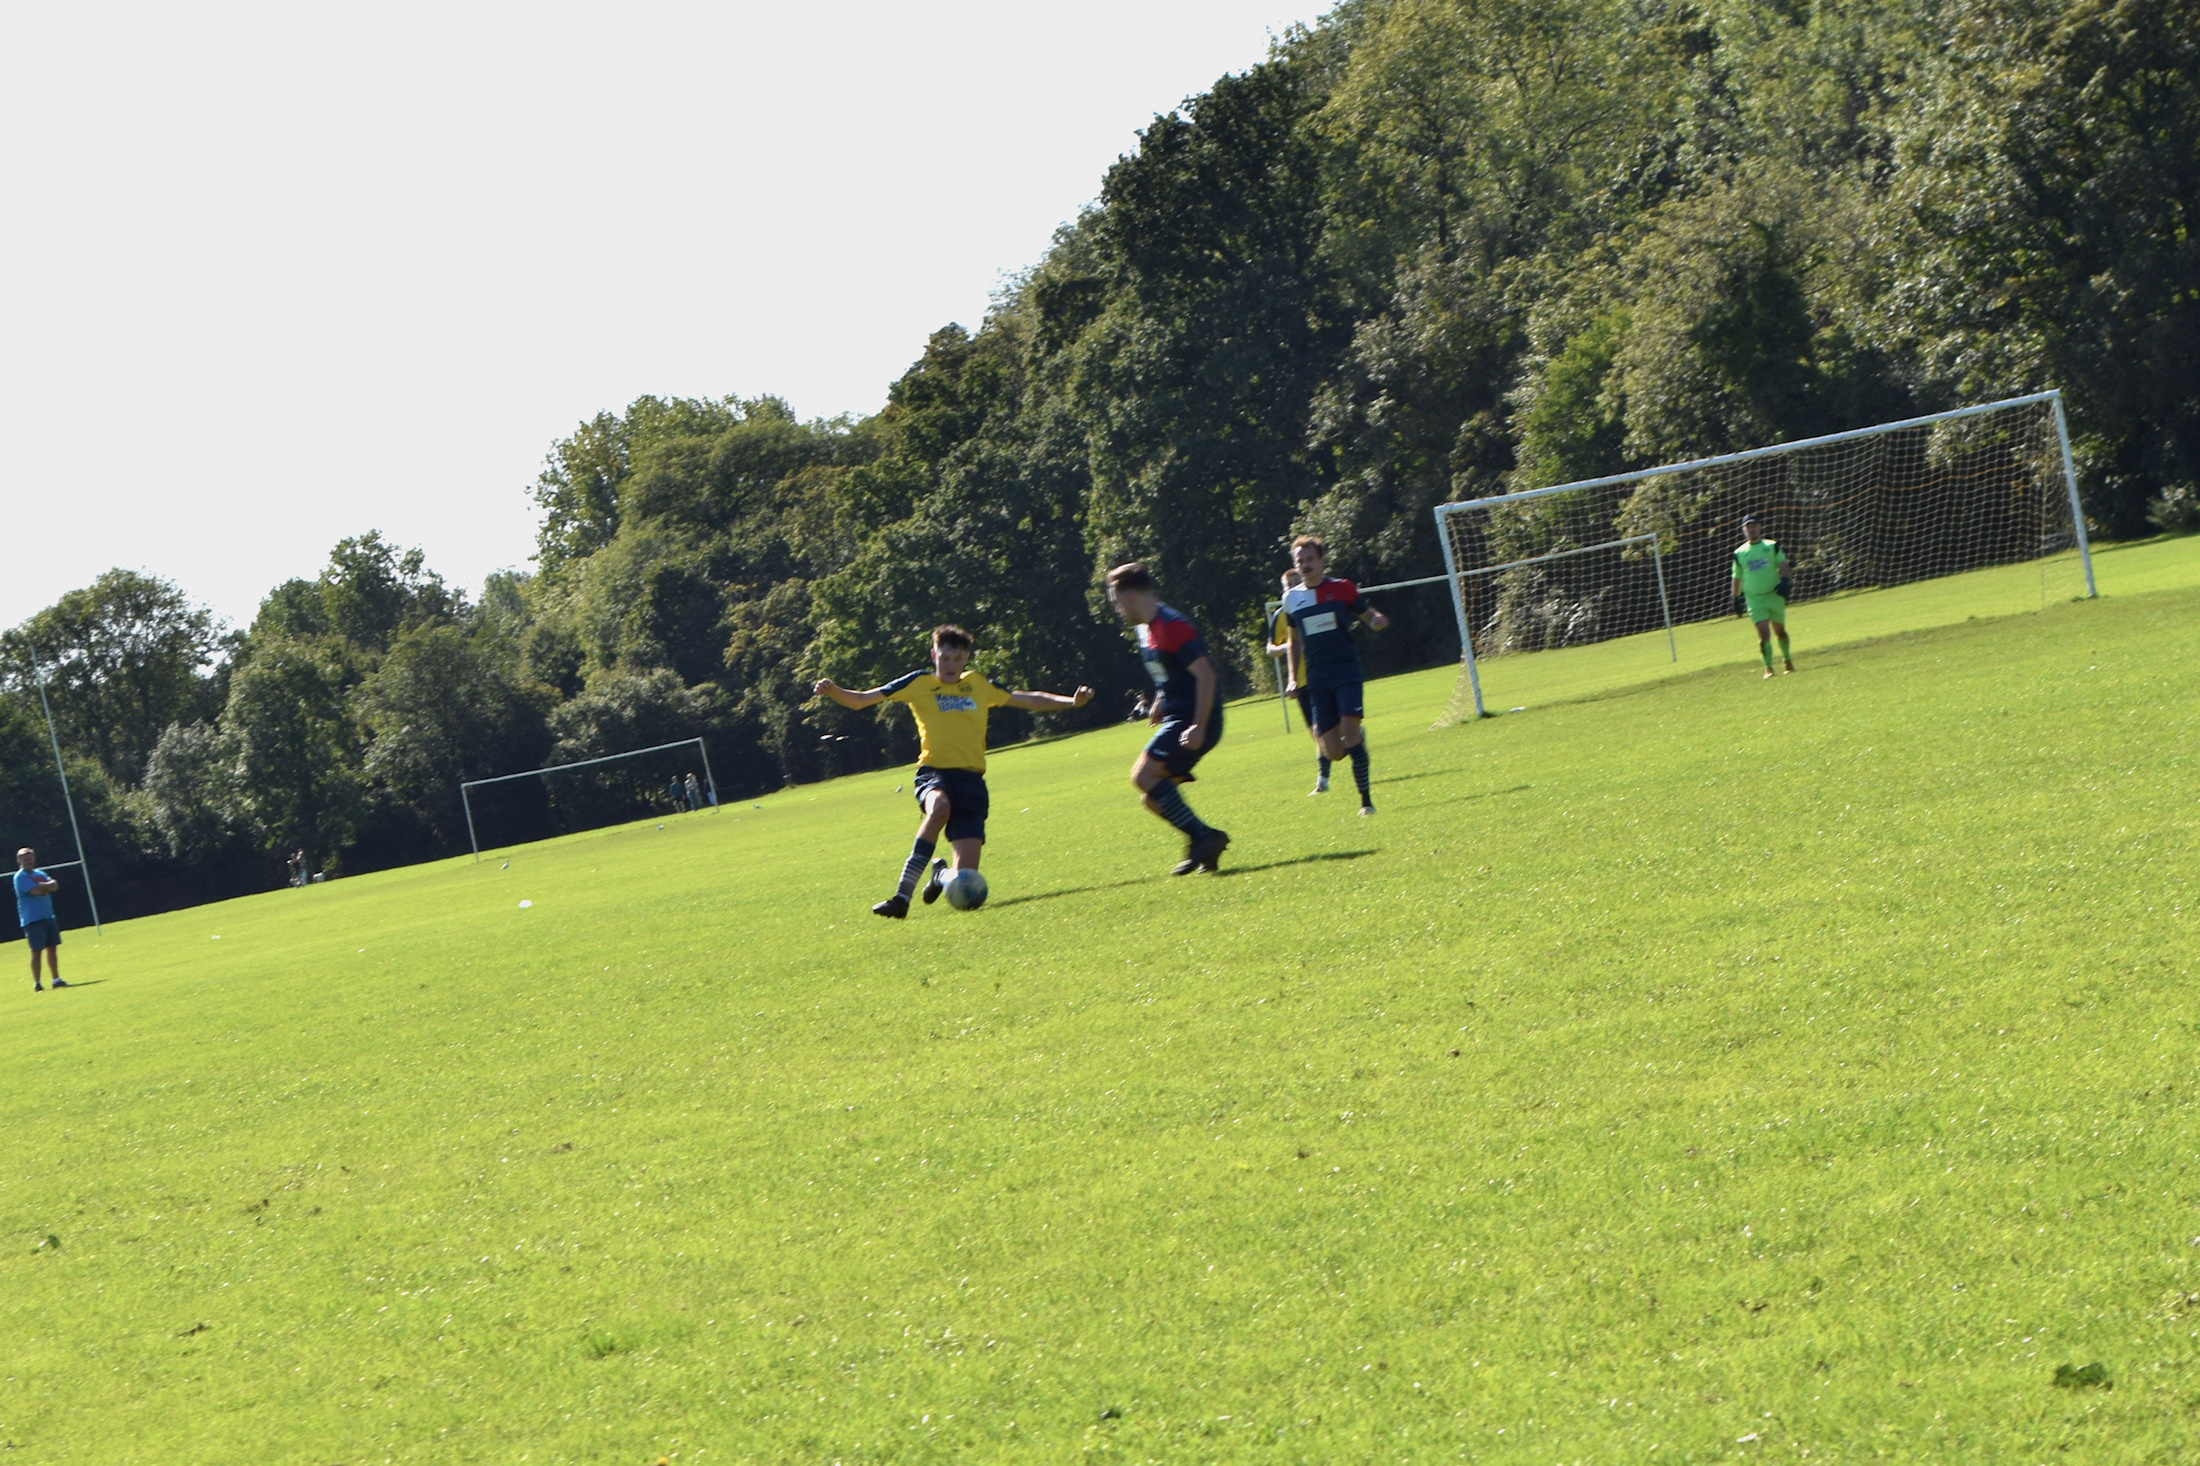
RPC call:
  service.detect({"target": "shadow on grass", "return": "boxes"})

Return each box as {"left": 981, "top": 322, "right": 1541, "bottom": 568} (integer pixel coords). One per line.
{"left": 1376, "top": 771, "right": 1535, "bottom": 796}
{"left": 989, "top": 849, "right": 1378, "bottom": 908}
{"left": 46, "top": 979, "right": 109, "bottom": 990}
{"left": 1212, "top": 849, "right": 1377, "bottom": 878}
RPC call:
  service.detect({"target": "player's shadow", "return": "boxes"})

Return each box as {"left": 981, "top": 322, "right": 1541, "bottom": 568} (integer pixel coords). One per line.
{"left": 988, "top": 877, "right": 1154, "bottom": 910}
{"left": 1211, "top": 849, "right": 1376, "bottom": 877}
{"left": 46, "top": 979, "right": 109, "bottom": 989}
{"left": 988, "top": 849, "right": 1377, "bottom": 908}
{"left": 1374, "top": 773, "right": 1534, "bottom": 797}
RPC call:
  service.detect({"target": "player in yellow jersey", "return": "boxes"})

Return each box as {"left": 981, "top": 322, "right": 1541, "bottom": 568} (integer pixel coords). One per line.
{"left": 814, "top": 625, "right": 1093, "bottom": 918}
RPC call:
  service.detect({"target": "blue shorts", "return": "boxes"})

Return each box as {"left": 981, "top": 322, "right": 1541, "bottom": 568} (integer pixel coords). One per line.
{"left": 1304, "top": 681, "right": 1364, "bottom": 734}
{"left": 913, "top": 766, "right": 989, "bottom": 843}
{"left": 23, "top": 918, "right": 59, "bottom": 952}
{"left": 1294, "top": 689, "right": 1314, "bottom": 729}
{"left": 1146, "top": 713, "right": 1223, "bottom": 781}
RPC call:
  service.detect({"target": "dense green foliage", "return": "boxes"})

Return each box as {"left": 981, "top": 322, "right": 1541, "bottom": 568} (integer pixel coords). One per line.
{"left": 4, "top": 547, "right": 2198, "bottom": 1460}
{"left": 4, "top": 0, "right": 2192, "bottom": 912}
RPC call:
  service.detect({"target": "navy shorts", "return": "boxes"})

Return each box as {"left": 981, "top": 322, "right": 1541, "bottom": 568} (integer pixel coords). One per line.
{"left": 1146, "top": 713, "right": 1224, "bottom": 781}
{"left": 913, "top": 766, "right": 989, "bottom": 843}
{"left": 1304, "top": 682, "right": 1364, "bottom": 734}
{"left": 1294, "top": 689, "right": 1315, "bottom": 729}
{"left": 23, "top": 918, "right": 59, "bottom": 952}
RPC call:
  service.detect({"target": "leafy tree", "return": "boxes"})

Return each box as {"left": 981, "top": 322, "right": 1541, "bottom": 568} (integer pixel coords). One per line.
{"left": 1889, "top": 0, "right": 2200, "bottom": 531}
{"left": 138, "top": 720, "right": 252, "bottom": 864}
{"left": 357, "top": 623, "right": 555, "bottom": 847}
{"left": 0, "top": 570, "right": 223, "bottom": 786}
{"left": 223, "top": 640, "right": 366, "bottom": 873}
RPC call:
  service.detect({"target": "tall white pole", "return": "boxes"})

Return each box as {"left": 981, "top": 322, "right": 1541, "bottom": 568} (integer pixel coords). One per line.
{"left": 2049, "top": 390, "right": 2098, "bottom": 599}
{"left": 27, "top": 658, "right": 100, "bottom": 933}
{"left": 1433, "top": 505, "right": 1487, "bottom": 719}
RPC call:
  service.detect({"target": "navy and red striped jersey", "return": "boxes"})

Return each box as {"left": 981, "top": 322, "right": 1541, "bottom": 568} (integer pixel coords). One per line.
{"left": 1280, "top": 577, "right": 1371, "bottom": 687}
{"left": 1138, "top": 605, "right": 1212, "bottom": 719}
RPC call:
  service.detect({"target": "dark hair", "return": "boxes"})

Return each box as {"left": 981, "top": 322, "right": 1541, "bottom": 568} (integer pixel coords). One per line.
{"left": 1106, "top": 562, "right": 1156, "bottom": 593}
{"left": 932, "top": 624, "right": 973, "bottom": 650}
{"left": 1290, "top": 534, "right": 1328, "bottom": 558}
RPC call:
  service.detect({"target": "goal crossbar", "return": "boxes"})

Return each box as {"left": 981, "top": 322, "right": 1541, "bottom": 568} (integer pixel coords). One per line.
{"left": 460, "top": 736, "right": 719, "bottom": 861}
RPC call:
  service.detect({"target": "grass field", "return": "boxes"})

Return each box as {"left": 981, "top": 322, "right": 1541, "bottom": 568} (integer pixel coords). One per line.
{"left": 4, "top": 538, "right": 2199, "bottom": 1463}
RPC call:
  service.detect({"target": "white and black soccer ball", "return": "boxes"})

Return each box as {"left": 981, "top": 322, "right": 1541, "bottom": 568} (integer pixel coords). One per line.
{"left": 943, "top": 868, "right": 989, "bottom": 911}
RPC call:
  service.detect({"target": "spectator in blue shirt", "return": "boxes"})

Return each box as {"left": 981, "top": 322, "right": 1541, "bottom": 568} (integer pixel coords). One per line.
{"left": 14, "top": 848, "right": 66, "bottom": 992}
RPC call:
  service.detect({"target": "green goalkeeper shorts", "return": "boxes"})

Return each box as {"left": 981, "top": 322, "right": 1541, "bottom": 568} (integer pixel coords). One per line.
{"left": 1744, "top": 591, "right": 1787, "bottom": 624}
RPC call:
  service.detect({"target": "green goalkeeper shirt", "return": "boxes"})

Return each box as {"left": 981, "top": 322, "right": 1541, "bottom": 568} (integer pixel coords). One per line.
{"left": 1732, "top": 539, "right": 1788, "bottom": 596}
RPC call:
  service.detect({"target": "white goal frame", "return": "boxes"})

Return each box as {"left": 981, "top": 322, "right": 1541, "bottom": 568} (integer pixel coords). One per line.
{"left": 1431, "top": 388, "right": 2094, "bottom": 720}
{"left": 460, "top": 736, "right": 720, "bottom": 862}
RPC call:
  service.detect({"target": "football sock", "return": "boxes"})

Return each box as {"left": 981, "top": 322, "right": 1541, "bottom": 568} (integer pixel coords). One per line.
{"left": 1775, "top": 630, "right": 1792, "bottom": 662}
{"left": 1149, "top": 781, "right": 1214, "bottom": 840}
{"left": 896, "top": 838, "right": 937, "bottom": 900}
{"left": 1349, "top": 740, "right": 1372, "bottom": 804}
{"left": 1760, "top": 640, "right": 1776, "bottom": 670}
{"left": 1317, "top": 755, "right": 1332, "bottom": 780}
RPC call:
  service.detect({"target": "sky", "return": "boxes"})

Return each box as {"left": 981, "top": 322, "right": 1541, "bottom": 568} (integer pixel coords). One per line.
{"left": 1, "top": 1, "right": 1321, "bottom": 632}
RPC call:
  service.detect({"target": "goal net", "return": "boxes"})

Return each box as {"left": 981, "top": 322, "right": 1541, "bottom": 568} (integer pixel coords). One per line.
{"left": 460, "top": 737, "right": 720, "bottom": 861}
{"left": 1432, "top": 390, "right": 2095, "bottom": 723}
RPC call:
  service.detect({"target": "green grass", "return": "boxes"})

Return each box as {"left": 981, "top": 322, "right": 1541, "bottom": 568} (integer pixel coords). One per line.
{"left": 6, "top": 542, "right": 2200, "bottom": 1462}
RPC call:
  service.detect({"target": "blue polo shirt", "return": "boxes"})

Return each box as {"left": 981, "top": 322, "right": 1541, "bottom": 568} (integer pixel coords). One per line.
{"left": 14, "top": 868, "right": 54, "bottom": 927}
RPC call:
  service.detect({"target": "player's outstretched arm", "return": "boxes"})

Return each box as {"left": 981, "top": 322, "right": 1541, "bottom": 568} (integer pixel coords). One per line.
{"left": 813, "top": 678, "right": 885, "bottom": 711}
{"left": 1360, "top": 604, "right": 1390, "bottom": 630}
{"left": 1007, "top": 686, "right": 1094, "bottom": 713}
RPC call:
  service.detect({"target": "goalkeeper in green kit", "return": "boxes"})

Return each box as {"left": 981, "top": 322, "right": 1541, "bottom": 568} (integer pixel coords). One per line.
{"left": 1731, "top": 514, "right": 1794, "bottom": 678}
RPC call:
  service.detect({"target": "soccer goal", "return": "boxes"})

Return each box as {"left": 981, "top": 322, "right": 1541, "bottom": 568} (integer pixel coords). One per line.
{"left": 1431, "top": 389, "right": 2095, "bottom": 723}
{"left": 460, "top": 737, "right": 720, "bottom": 861}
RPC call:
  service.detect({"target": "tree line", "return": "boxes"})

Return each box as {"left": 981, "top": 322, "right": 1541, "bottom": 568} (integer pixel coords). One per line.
{"left": 5, "top": 0, "right": 2193, "bottom": 922}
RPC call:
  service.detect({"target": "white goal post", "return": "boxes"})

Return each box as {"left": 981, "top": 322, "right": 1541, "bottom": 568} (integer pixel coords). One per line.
{"left": 1431, "top": 389, "right": 2095, "bottom": 721}
{"left": 460, "top": 737, "right": 720, "bottom": 862}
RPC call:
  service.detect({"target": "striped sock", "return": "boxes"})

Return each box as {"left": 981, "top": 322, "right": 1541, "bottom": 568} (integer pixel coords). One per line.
{"left": 1148, "top": 781, "right": 1212, "bottom": 839}
{"left": 896, "top": 838, "right": 937, "bottom": 900}
{"left": 1349, "top": 740, "right": 1372, "bottom": 805}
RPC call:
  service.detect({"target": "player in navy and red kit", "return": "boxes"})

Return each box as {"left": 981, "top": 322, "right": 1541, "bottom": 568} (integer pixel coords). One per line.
{"left": 1105, "top": 562, "right": 1230, "bottom": 874}
{"left": 1278, "top": 535, "right": 1388, "bottom": 814}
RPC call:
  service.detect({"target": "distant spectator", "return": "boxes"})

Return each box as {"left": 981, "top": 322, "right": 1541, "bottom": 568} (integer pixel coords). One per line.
{"left": 685, "top": 772, "right": 703, "bottom": 812}
{"left": 15, "top": 848, "right": 66, "bottom": 992}
{"left": 288, "top": 850, "right": 307, "bottom": 888}
{"left": 665, "top": 775, "right": 686, "bottom": 813}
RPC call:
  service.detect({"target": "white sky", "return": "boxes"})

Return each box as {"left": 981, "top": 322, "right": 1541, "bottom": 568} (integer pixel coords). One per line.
{"left": 1, "top": 1, "right": 1320, "bottom": 632}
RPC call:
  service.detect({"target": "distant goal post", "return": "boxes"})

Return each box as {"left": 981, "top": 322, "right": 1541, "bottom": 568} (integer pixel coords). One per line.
{"left": 1431, "top": 389, "right": 2095, "bottom": 722}
{"left": 460, "top": 737, "right": 720, "bottom": 862}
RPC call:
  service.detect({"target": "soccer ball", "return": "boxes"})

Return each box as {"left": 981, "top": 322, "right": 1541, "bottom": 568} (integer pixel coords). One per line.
{"left": 943, "top": 868, "right": 989, "bottom": 911}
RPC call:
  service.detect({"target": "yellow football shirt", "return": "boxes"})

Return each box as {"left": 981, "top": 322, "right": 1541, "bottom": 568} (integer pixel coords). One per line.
{"left": 879, "top": 670, "right": 1015, "bottom": 772}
